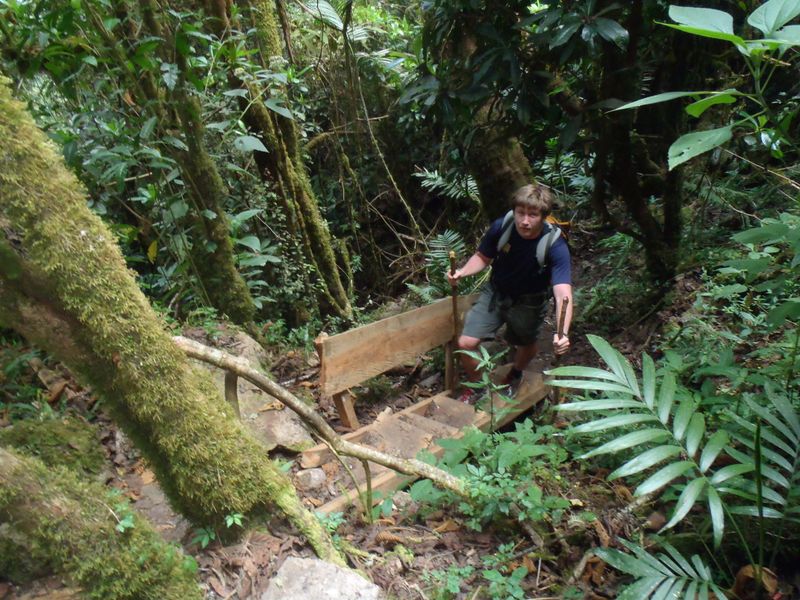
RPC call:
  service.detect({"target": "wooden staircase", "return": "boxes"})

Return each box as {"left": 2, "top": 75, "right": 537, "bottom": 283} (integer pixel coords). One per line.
{"left": 302, "top": 369, "right": 549, "bottom": 514}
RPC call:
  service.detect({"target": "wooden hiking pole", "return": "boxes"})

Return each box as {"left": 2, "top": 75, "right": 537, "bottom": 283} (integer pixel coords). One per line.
{"left": 445, "top": 251, "right": 460, "bottom": 391}
{"left": 552, "top": 297, "right": 569, "bottom": 404}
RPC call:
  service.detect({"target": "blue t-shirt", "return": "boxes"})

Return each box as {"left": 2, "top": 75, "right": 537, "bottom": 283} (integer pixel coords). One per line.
{"left": 477, "top": 217, "right": 572, "bottom": 298}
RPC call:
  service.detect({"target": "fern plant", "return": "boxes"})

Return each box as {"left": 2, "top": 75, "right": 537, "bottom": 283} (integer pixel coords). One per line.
{"left": 549, "top": 335, "right": 800, "bottom": 551}
{"left": 594, "top": 539, "right": 727, "bottom": 600}
{"left": 406, "top": 229, "right": 475, "bottom": 301}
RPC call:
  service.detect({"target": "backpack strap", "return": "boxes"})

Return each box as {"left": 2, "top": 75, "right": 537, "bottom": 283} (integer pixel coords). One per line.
{"left": 536, "top": 224, "right": 561, "bottom": 272}
{"left": 496, "top": 210, "right": 561, "bottom": 273}
{"left": 496, "top": 210, "right": 515, "bottom": 253}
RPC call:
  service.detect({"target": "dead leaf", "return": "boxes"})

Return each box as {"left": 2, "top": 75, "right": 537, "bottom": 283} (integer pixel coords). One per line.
{"left": 258, "top": 400, "right": 284, "bottom": 412}
{"left": 592, "top": 520, "right": 611, "bottom": 547}
{"left": 299, "top": 381, "right": 315, "bottom": 388}
{"left": 569, "top": 498, "right": 585, "bottom": 507}
{"left": 140, "top": 469, "right": 156, "bottom": 485}
{"left": 122, "top": 90, "right": 136, "bottom": 107}
{"left": 306, "top": 497, "right": 323, "bottom": 507}
{"left": 46, "top": 380, "right": 69, "bottom": 404}
{"left": 613, "top": 484, "right": 634, "bottom": 502}
{"left": 731, "top": 565, "right": 778, "bottom": 600}
{"left": 583, "top": 556, "right": 608, "bottom": 586}
{"left": 433, "top": 519, "right": 461, "bottom": 533}
{"left": 522, "top": 555, "right": 537, "bottom": 573}
{"left": 207, "top": 575, "right": 229, "bottom": 598}
{"left": 644, "top": 511, "right": 666, "bottom": 531}
{"left": 375, "top": 530, "right": 405, "bottom": 545}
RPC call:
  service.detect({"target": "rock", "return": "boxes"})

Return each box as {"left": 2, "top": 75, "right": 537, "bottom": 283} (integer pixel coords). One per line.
{"left": 418, "top": 373, "right": 441, "bottom": 389}
{"left": 391, "top": 491, "right": 416, "bottom": 512}
{"left": 261, "top": 557, "right": 384, "bottom": 600}
{"left": 186, "top": 328, "right": 315, "bottom": 453}
{"left": 294, "top": 468, "right": 326, "bottom": 492}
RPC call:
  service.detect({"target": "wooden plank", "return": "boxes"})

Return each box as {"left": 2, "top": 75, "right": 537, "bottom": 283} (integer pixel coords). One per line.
{"left": 316, "top": 294, "right": 477, "bottom": 396}
{"left": 316, "top": 373, "right": 550, "bottom": 514}
{"left": 332, "top": 391, "right": 360, "bottom": 429}
{"left": 300, "top": 393, "right": 447, "bottom": 468}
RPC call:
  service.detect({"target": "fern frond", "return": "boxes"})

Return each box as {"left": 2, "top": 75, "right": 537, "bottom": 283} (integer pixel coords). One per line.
{"left": 595, "top": 540, "right": 727, "bottom": 600}
{"left": 548, "top": 335, "right": 756, "bottom": 547}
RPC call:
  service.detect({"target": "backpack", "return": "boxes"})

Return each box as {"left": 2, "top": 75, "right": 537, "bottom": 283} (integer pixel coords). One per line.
{"left": 496, "top": 210, "right": 566, "bottom": 274}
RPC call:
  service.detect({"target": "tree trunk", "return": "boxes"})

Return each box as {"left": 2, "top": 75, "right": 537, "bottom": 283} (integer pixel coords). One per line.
{"left": 205, "top": 0, "right": 354, "bottom": 321}
{"left": 465, "top": 103, "right": 534, "bottom": 220}
{"left": 0, "top": 448, "right": 202, "bottom": 599}
{"left": 0, "top": 76, "right": 342, "bottom": 565}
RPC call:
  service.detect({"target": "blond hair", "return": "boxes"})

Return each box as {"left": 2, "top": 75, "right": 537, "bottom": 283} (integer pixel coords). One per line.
{"left": 511, "top": 184, "right": 553, "bottom": 217}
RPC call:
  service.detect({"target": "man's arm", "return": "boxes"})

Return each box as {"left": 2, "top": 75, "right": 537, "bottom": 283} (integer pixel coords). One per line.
{"left": 447, "top": 252, "right": 492, "bottom": 283}
{"left": 552, "top": 283, "right": 573, "bottom": 355}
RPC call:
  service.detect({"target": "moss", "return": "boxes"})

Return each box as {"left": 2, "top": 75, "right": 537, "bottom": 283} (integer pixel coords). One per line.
{"left": 0, "top": 417, "right": 104, "bottom": 475}
{"left": 0, "top": 75, "right": 342, "bottom": 564}
{"left": 0, "top": 448, "right": 202, "bottom": 598}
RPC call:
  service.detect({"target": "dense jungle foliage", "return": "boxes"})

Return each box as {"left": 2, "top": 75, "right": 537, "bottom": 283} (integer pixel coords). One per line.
{"left": 1, "top": 0, "right": 800, "bottom": 598}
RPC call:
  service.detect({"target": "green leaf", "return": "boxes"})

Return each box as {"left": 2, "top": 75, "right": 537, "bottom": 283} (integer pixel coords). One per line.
{"left": 160, "top": 62, "right": 178, "bottom": 90}
{"left": 558, "top": 399, "right": 644, "bottom": 411}
{"left": 668, "top": 126, "right": 733, "bottom": 170}
{"left": 593, "top": 548, "right": 661, "bottom": 577}
{"left": 685, "top": 413, "right": 705, "bottom": 457}
{"left": 586, "top": 335, "right": 631, "bottom": 390}
{"left": 235, "top": 235, "right": 261, "bottom": 252}
{"left": 669, "top": 6, "right": 734, "bottom": 34}
{"left": 748, "top": 0, "right": 800, "bottom": 36}
{"left": 658, "top": 372, "right": 676, "bottom": 425}
{"left": 548, "top": 379, "right": 634, "bottom": 394}
{"left": 744, "top": 398, "right": 799, "bottom": 446}
{"left": 582, "top": 429, "right": 672, "bottom": 458}
{"left": 611, "top": 91, "right": 705, "bottom": 112}
{"left": 609, "top": 445, "right": 683, "bottom": 480}
{"left": 594, "top": 17, "right": 629, "bottom": 47}
{"left": 573, "top": 413, "right": 659, "bottom": 433}
{"left": 732, "top": 222, "right": 790, "bottom": 244}
{"left": 663, "top": 544, "right": 698, "bottom": 578}
{"left": 265, "top": 97, "right": 293, "bottom": 120}
{"left": 709, "top": 462, "right": 754, "bottom": 485}
{"left": 767, "top": 299, "right": 800, "bottom": 326}
{"left": 635, "top": 461, "right": 695, "bottom": 496}
{"left": 140, "top": 116, "right": 158, "bottom": 140}
{"left": 768, "top": 391, "right": 800, "bottom": 438}
{"left": 707, "top": 486, "right": 725, "bottom": 548}
{"left": 304, "top": 0, "right": 343, "bottom": 29}
{"left": 685, "top": 91, "right": 738, "bottom": 117}
{"left": 699, "top": 430, "right": 729, "bottom": 473}
{"left": 663, "top": 478, "right": 707, "bottom": 530}
{"left": 773, "top": 24, "right": 800, "bottom": 44}
{"left": 728, "top": 505, "right": 784, "bottom": 518}
{"left": 233, "top": 135, "right": 269, "bottom": 153}
{"left": 642, "top": 354, "right": 656, "bottom": 410}
{"left": 617, "top": 577, "right": 664, "bottom": 600}
{"left": 547, "top": 366, "right": 627, "bottom": 384}
{"left": 550, "top": 20, "right": 581, "bottom": 48}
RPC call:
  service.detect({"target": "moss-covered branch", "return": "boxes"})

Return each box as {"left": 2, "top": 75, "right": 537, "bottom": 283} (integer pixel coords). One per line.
{"left": 0, "top": 447, "right": 202, "bottom": 599}
{"left": 0, "top": 76, "right": 342, "bottom": 565}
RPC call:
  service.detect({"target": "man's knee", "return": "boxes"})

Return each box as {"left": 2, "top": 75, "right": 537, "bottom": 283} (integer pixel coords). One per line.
{"left": 458, "top": 335, "right": 481, "bottom": 351}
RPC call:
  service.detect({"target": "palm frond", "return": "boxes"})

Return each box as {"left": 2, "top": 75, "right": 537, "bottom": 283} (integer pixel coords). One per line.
{"left": 549, "top": 335, "right": 757, "bottom": 547}
{"left": 595, "top": 540, "right": 727, "bottom": 600}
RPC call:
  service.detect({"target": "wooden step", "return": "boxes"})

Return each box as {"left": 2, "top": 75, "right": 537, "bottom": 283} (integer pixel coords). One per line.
{"left": 301, "top": 391, "right": 456, "bottom": 468}
{"left": 315, "top": 371, "right": 550, "bottom": 514}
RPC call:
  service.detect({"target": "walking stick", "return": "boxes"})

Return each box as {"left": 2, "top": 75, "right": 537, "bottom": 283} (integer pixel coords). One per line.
{"left": 445, "top": 251, "right": 460, "bottom": 392}
{"left": 552, "top": 297, "right": 569, "bottom": 405}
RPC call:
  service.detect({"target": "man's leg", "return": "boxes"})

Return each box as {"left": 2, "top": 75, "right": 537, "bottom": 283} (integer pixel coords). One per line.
{"left": 512, "top": 342, "right": 539, "bottom": 372}
{"left": 457, "top": 334, "right": 482, "bottom": 382}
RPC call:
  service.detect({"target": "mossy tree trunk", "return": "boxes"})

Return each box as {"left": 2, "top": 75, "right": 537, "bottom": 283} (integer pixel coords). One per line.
{"left": 0, "top": 77, "right": 342, "bottom": 565}
{"left": 202, "top": 0, "right": 353, "bottom": 321}
{"left": 464, "top": 104, "right": 535, "bottom": 220}
{"left": 0, "top": 448, "right": 202, "bottom": 599}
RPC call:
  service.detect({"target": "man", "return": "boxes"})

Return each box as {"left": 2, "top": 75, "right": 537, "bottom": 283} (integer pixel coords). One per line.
{"left": 447, "top": 183, "right": 573, "bottom": 404}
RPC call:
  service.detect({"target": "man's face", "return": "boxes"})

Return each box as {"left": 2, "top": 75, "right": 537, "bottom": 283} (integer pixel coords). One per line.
{"left": 514, "top": 205, "right": 544, "bottom": 239}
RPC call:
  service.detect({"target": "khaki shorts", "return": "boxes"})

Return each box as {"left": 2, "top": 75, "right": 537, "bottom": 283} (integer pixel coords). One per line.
{"left": 462, "top": 284, "right": 549, "bottom": 346}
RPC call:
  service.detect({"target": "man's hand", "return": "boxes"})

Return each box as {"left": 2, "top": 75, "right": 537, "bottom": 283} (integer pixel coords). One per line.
{"left": 553, "top": 333, "right": 570, "bottom": 355}
{"left": 446, "top": 269, "right": 462, "bottom": 285}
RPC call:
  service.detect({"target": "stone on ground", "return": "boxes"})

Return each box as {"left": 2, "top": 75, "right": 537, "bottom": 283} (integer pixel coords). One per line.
{"left": 261, "top": 557, "right": 384, "bottom": 600}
